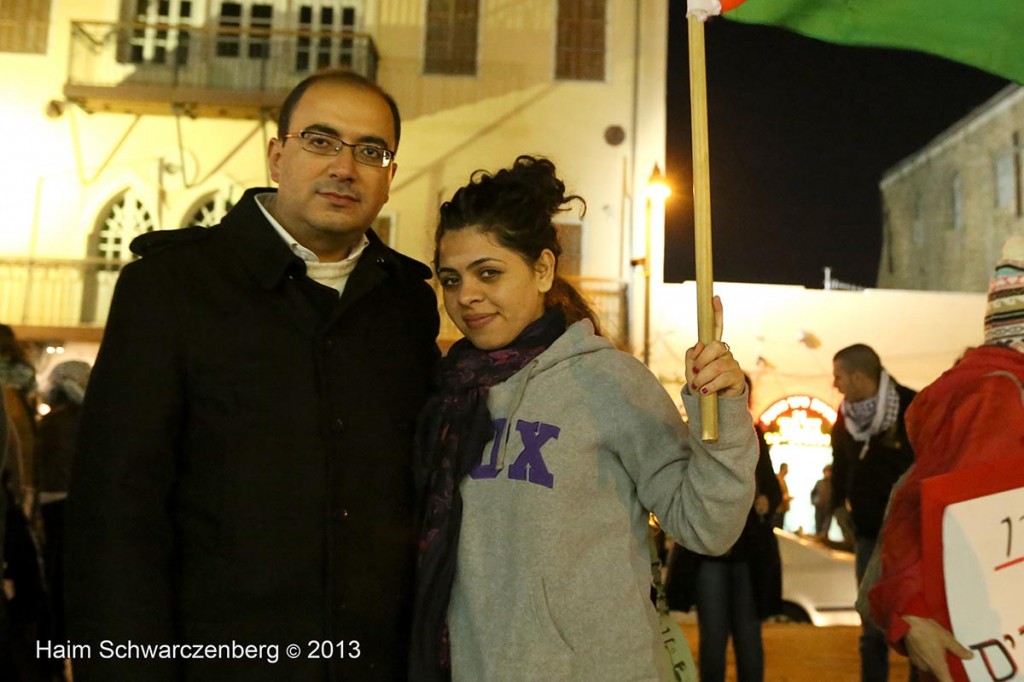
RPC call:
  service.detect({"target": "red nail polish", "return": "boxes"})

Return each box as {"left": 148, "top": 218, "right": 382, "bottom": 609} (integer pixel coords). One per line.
{"left": 691, "top": 383, "right": 698, "bottom": 390}
{"left": 700, "top": 387, "right": 709, "bottom": 395}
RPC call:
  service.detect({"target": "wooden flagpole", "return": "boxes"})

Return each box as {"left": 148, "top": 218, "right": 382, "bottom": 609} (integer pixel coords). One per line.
{"left": 687, "top": 13, "right": 718, "bottom": 442}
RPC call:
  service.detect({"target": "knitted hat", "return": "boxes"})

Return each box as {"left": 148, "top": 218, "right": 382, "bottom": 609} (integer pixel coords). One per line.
{"left": 985, "top": 234, "right": 1024, "bottom": 351}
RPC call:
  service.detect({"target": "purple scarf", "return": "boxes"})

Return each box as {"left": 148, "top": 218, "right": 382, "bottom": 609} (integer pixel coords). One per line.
{"left": 409, "top": 307, "right": 566, "bottom": 681}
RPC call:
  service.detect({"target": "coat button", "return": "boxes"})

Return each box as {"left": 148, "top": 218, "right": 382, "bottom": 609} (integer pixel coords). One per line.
{"left": 331, "top": 509, "right": 349, "bottom": 522}
{"left": 375, "top": 257, "right": 386, "bottom": 265}
{"left": 331, "top": 418, "right": 345, "bottom": 432}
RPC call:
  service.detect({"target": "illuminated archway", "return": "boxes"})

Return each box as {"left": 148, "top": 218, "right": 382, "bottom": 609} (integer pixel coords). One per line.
{"left": 758, "top": 395, "right": 838, "bottom": 537}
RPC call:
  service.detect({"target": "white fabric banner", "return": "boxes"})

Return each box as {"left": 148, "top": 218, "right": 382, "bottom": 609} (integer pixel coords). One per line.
{"left": 686, "top": 0, "right": 722, "bottom": 20}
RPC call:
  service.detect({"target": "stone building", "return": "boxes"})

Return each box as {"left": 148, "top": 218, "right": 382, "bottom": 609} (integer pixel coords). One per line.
{"left": 878, "top": 84, "right": 1024, "bottom": 292}
{"left": 1, "top": 0, "right": 670, "bottom": 350}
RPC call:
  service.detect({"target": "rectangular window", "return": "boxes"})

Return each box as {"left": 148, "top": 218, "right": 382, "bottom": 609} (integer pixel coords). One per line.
{"left": 554, "top": 221, "right": 583, "bottom": 277}
{"left": 123, "top": 0, "right": 192, "bottom": 65}
{"left": 249, "top": 4, "right": 272, "bottom": 59}
{"left": 556, "top": 0, "right": 606, "bottom": 81}
{"left": 216, "top": 2, "right": 243, "bottom": 58}
{"left": 296, "top": 4, "right": 359, "bottom": 73}
{"left": 1015, "top": 132, "right": 1024, "bottom": 218}
{"left": 913, "top": 194, "right": 925, "bottom": 246}
{"left": 216, "top": 2, "right": 274, "bottom": 60}
{"left": 424, "top": 0, "right": 479, "bottom": 75}
{"left": 996, "top": 154, "right": 1014, "bottom": 209}
{"left": 951, "top": 173, "right": 964, "bottom": 232}
{"left": 316, "top": 7, "right": 335, "bottom": 69}
{"left": 0, "top": 0, "right": 51, "bottom": 54}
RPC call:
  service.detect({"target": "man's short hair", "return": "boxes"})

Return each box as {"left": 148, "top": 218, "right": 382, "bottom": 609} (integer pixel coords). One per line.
{"left": 833, "top": 343, "right": 882, "bottom": 382}
{"left": 276, "top": 68, "right": 402, "bottom": 151}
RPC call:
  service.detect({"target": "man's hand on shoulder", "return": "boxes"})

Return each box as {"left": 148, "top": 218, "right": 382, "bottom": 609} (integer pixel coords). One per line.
{"left": 902, "top": 615, "right": 973, "bottom": 682}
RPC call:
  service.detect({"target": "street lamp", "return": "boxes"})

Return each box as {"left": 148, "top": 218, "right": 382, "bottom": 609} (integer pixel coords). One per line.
{"left": 642, "top": 163, "right": 671, "bottom": 366}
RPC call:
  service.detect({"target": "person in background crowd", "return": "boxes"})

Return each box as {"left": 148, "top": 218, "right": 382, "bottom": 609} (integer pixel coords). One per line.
{"left": 867, "top": 234, "right": 1024, "bottom": 682}
{"left": 36, "top": 360, "right": 91, "bottom": 680}
{"left": 1, "top": 388, "right": 49, "bottom": 681}
{"left": 665, "top": 374, "right": 783, "bottom": 682}
{"left": 65, "top": 68, "right": 439, "bottom": 682}
{"left": 409, "top": 155, "right": 758, "bottom": 681}
{"left": 831, "top": 343, "right": 916, "bottom": 682}
{"left": 0, "top": 325, "right": 36, "bottom": 515}
{"left": 0, "top": 395, "right": 14, "bottom": 678}
{"left": 811, "top": 464, "right": 833, "bottom": 538}
{"left": 0, "top": 325, "right": 36, "bottom": 414}
{"left": 772, "top": 462, "right": 792, "bottom": 529}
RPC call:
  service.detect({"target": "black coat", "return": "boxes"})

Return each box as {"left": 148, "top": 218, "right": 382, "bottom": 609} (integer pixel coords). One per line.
{"left": 35, "top": 400, "right": 80, "bottom": 494}
{"left": 830, "top": 382, "right": 916, "bottom": 541}
{"left": 66, "top": 189, "right": 440, "bottom": 682}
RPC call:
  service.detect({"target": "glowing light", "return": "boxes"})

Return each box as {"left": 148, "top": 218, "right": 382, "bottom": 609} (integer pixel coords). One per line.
{"left": 764, "top": 410, "right": 831, "bottom": 447}
{"left": 759, "top": 395, "right": 838, "bottom": 448}
{"left": 645, "top": 164, "right": 671, "bottom": 200}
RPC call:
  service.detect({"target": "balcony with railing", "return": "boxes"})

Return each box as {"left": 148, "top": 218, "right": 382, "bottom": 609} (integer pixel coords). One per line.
{"left": 64, "top": 20, "right": 380, "bottom": 118}
{"left": 1, "top": 258, "right": 631, "bottom": 349}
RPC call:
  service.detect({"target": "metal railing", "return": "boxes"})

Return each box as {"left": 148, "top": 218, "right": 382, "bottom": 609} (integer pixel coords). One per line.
{"left": 0, "top": 256, "right": 128, "bottom": 328}
{"left": 1, "top": 257, "right": 630, "bottom": 349}
{"left": 66, "top": 20, "right": 379, "bottom": 95}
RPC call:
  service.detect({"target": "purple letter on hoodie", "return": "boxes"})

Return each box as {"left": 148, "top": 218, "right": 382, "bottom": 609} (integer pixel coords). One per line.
{"left": 508, "top": 420, "right": 559, "bottom": 488}
{"left": 469, "top": 418, "right": 507, "bottom": 479}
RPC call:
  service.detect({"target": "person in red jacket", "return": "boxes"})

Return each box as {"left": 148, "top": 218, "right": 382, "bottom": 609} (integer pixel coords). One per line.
{"left": 867, "top": 234, "right": 1024, "bottom": 682}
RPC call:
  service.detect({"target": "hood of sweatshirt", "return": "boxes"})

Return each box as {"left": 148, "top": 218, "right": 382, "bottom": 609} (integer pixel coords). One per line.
{"left": 486, "top": 319, "right": 611, "bottom": 472}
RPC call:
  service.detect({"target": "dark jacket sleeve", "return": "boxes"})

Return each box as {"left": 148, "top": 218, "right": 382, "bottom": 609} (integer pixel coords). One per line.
{"left": 65, "top": 260, "right": 184, "bottom": 681}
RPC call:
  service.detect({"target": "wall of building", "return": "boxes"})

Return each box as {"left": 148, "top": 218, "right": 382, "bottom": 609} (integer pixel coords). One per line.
{"left": 878, "top": 85, "right": 1024, "bottom": 292}
{"left": 1, "top": 0, "right": 667, "bottom": 346}
{"left": 646, "top": 281, "right": 986, "bottom": 421}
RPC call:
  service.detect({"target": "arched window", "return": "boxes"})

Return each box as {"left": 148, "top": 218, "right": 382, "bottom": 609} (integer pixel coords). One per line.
{"left": 81, "top": 189, "right": 156, "bottom": 323}
{"left": 184, "top": 190, "right": 235, "bottom": 227}
{"left": 94, "top": 189, "right": 157, "bottom": 269}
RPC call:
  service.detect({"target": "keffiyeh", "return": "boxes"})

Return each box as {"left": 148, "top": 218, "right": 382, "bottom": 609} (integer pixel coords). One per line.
{"left": 841, "top": 369, "right": 899, "bottom": 445}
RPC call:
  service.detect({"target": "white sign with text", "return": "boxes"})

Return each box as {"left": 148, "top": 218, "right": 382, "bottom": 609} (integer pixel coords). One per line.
{"left": 944, "top": 486, "right": 1024, "bottom": 681}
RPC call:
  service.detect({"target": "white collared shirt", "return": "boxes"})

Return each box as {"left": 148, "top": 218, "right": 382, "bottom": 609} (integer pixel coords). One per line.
{"left": 255, "top": 192, "right": 369, "bottom": 296}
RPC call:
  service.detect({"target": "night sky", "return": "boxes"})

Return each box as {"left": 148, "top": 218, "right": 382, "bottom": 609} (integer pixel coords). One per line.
{"left": 664, "top": 7, "right": 1009, "bottom": 288}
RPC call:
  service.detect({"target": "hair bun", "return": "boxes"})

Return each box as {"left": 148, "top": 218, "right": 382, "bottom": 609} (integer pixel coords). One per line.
{"left": 434, "top": 155, "right": 601, "bottom": 335}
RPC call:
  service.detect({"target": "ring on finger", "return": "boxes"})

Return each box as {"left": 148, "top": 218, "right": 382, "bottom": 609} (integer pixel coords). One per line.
{"left": 722, "top": 341, "right": 730, "bottom": 352}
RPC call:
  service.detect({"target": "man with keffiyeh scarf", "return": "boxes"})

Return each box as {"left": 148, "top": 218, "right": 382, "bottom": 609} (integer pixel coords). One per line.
{"left": 830, "top": 343, "right": 916, "bottom": 682}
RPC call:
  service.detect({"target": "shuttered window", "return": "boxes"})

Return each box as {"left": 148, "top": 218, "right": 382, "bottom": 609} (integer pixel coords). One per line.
{"left": 0, "top": 0, "right": 51, "bottom": 54}
{"left": 424, "top": 0, "right": 478, "bottom": 75}
{"left": 556, "top": 0, "right": 606, "bottom": 81}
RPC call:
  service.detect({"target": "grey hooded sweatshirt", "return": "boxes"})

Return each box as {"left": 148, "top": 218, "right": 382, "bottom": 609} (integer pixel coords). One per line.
{"left": 448, "top": 319, "right": 758, "bottom": 681}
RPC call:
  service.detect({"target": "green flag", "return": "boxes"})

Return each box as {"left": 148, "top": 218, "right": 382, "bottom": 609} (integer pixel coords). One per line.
{"left": 723, "top": 0, "right": 1024, "bottom": 84}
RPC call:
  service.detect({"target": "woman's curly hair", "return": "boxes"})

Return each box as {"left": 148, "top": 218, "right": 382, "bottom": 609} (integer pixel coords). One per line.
{"left": 435, "top": 155, "right": 601, "bottom": 333}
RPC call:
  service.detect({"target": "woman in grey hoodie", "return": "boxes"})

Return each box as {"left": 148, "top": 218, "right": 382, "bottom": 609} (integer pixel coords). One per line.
{"left": 410, "top": 156, "right": 758, "bottom": 682}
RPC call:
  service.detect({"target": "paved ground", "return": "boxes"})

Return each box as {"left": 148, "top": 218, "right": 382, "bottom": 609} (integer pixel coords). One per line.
{"left": 678, "top": 620, "right": 914, "bottom": 682}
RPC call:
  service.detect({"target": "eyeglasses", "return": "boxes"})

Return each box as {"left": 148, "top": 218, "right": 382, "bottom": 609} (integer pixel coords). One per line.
{"left": 283, "top": 131, "right": 395, "bottom": 168}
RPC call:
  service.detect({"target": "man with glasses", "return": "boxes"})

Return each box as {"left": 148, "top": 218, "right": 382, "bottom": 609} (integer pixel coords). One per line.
{"left": 66, "top": 69, "right": 439, "bottom": 682}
